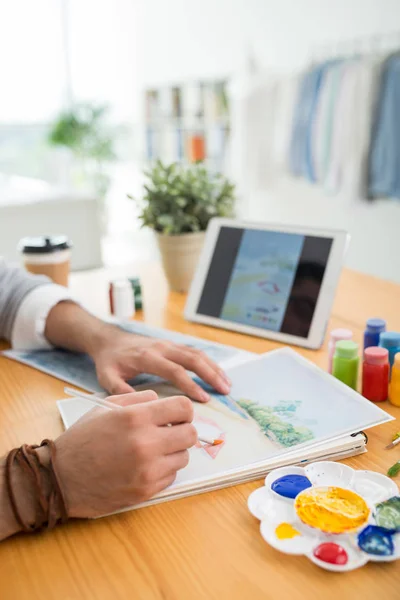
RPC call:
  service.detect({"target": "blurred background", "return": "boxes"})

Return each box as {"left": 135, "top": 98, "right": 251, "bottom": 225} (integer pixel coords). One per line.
{"left": 1, "top": 0, "right": 399, "bottom": 281}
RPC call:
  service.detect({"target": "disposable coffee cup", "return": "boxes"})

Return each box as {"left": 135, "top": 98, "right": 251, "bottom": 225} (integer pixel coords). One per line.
{"left": 19, "top": 235, "right": 72, "bottom": 287}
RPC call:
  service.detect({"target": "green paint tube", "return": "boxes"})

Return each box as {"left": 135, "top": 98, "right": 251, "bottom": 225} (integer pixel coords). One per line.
{"left": 129, "top": 277, "right": 143, "bottom": 310}
{"left": 332, "top": 340, "right": 359, "bottom": 390}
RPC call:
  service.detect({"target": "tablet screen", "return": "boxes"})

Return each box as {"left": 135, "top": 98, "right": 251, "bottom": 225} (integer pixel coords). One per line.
{"left": 196, "top": 226, "right": 333, "bottom": 338}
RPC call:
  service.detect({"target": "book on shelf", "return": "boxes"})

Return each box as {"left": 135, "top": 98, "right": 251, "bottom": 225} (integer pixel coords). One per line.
{"left": 144, "top": 79, "right": 230, "bottom": 164}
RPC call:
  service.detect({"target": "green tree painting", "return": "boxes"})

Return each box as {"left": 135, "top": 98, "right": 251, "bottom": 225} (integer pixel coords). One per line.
{"left": 237, "top": 399, "right": 314, "bottom": 447}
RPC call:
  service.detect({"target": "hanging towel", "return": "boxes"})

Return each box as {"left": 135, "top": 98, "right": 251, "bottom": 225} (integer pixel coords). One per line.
{"left": 368, "top": 53, "right": 400, "bottom": 200}
{"left": 311, "top": 60, "right": 344, "bottom": 184}
{"left": 324, "top": 58, "right": 361, "bottom": 194}
{"left": 289, "top": 62, "right": 330, "bottom": 181}
{"left": 340, "top": 56, "right": 384, "bottom": 199}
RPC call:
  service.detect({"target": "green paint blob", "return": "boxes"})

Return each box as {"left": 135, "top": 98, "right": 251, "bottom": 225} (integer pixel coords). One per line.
{"left": 374, "top": 496, "right": 400, "bottom": 531}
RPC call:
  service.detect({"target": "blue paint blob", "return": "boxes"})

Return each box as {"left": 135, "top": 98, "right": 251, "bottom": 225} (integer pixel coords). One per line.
{"left": 271, "top": 474, "right": 312, "bottom": 499}
{"left": 358, "top": 525, "right": 395, "bottom": 556}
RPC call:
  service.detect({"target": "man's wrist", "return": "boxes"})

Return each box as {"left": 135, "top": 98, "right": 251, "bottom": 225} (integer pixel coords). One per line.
{"left": 82, "top": 321, "right": 123, "bottom": 358}
{"left": 0, "top": 456, "right": 21, "bottom": 540}
{"left": 44, "top": 302, "right": 122, "bottom": 358}
{"left": 0, "top": 445, "right": 55, "bottom": 541}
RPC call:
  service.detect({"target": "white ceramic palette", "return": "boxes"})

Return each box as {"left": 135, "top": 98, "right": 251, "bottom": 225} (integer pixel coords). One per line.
{"left": 248, "top": 461, "right": 400, "bottom": 572}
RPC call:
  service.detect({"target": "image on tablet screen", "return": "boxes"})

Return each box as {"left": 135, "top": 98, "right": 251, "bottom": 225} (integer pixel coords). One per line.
{"left": 196, "top": 227, "right": 333, "bottom": 338}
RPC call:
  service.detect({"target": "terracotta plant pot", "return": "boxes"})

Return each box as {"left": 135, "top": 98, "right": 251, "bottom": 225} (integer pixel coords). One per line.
{"left": 156, "top": 231, "right": 205, "bottom": 293}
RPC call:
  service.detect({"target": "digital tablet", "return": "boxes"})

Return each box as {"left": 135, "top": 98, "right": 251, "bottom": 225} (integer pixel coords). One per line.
{"left": 184, "top": 219, "right": 349, "bottom": 349}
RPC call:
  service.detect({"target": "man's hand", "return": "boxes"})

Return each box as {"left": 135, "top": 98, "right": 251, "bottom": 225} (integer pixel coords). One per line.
{"left": 0, "top": 390, "right": 196, "bottom": 540}
{"left": 91, "top": 329, "right": 231, "bottom": 401}
{"left": 55, "top": 390, "right": 196, "bottom": 518}
{"left": 44, "top": 303, "right": 231, "bottom": 401}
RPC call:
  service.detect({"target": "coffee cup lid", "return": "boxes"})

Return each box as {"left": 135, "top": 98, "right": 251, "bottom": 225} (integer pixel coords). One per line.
{"left": 19, "top": 235, "right": 72, "bottom": 254}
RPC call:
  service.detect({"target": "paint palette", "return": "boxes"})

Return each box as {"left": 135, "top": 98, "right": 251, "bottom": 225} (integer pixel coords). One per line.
{"left": 248, "top": 461, "right": 400, "bottom": 572}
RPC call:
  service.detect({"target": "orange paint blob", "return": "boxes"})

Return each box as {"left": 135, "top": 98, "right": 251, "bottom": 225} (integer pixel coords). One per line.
{"left": 275, "top": 523, "right": 301, "bottom": 540}
{"left": 295, "top": 486, "right": 369, "bottom": 534}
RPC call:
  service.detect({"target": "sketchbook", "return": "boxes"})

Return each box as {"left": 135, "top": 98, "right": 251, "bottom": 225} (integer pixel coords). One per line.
{"left": 57, "top": 347, "right": 392, "bottom": 512}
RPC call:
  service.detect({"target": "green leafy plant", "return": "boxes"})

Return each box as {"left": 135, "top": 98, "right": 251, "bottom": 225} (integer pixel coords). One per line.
{"left": 48, "top": 103, "right": 115, "bottom": 198}
{"left": 130, "top": 160, "right": 236, "bottom": 235}
{"left": 49, "top": 103, "right": 115, "bottom": 161}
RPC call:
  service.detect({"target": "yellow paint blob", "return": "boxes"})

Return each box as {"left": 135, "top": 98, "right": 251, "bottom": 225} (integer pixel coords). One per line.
{"left": 295, "top": 486, "right": 370, "bottom": 534}
{"left": 275, "top": 522, "right": 301, "bottom": 540}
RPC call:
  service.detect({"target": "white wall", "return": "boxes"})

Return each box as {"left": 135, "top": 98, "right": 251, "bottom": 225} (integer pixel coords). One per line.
{"left": 244, "top": 177, "right": 400, "bottom": 284}
{"left": 136, "top": 0, "right": 400, "bottom": 82}
{"left": 136, "top": 0, "right": 400, "bottom": 282}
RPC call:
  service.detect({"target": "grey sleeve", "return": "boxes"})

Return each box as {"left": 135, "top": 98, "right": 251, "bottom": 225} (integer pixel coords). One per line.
{"left": 0, "top": 261, "right": 51, "bottom": 342}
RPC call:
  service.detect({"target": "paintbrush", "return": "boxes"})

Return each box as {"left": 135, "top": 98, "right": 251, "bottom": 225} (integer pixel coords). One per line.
{"left": 64, "top": 386, "right": 120, "bottom": 410}
{"left": 385, "top": 432, "right": 400, "bottom": 450}
{"left": 64, "top": 387, "right": 224, "bottom": 446}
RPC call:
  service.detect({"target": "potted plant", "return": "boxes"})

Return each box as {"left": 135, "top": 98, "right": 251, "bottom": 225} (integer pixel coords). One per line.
{"left": 130, "top": 160, "right": 236, "bottom": 292}
{"left": 48, "top": 102, "right": 115, "bottom": 199}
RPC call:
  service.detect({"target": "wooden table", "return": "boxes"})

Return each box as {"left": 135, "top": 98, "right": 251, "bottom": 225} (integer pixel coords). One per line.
{"left": 1, "top": 264, "right": 400, "bottom": 600}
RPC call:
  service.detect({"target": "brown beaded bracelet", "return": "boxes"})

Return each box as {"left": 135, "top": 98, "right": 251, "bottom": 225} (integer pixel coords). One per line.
{"left": 5, "top": 440, "right": 68, "bottom": 533}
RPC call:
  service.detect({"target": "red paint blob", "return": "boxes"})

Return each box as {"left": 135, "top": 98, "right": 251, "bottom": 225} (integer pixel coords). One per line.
{"left": 313, "top": 543, "right": 348, "bottom": 565}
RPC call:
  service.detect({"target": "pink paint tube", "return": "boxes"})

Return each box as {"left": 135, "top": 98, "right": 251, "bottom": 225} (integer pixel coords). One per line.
{"left": 328, "top": 328, "right": 353, "bottom": 374}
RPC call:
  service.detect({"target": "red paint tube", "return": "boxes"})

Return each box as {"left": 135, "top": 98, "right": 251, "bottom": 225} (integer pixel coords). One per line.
{"left": 362, "top": 347, "right": 389, "bottom": 402}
